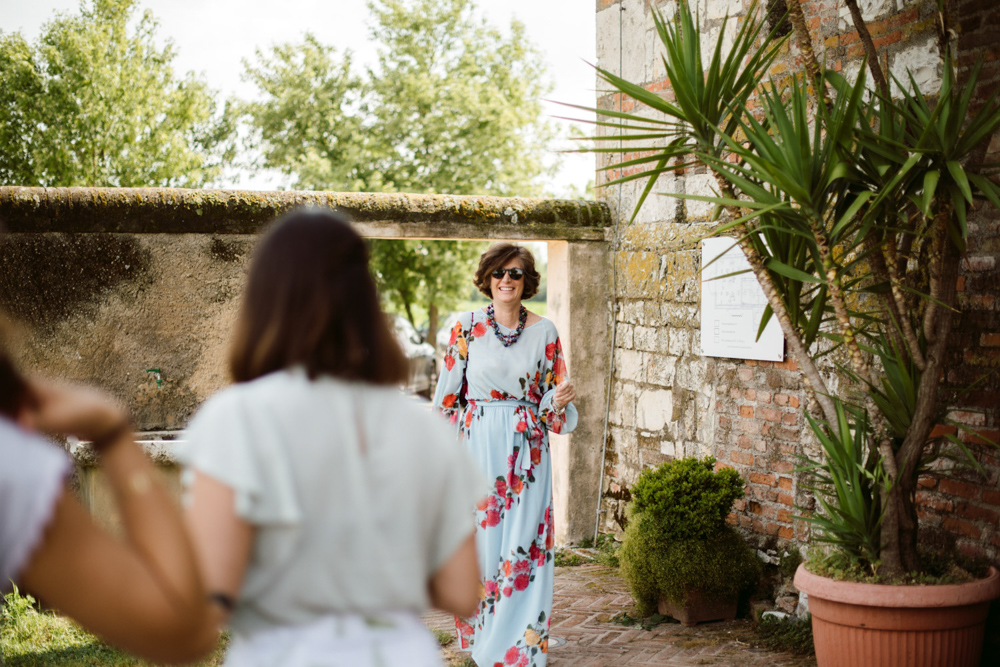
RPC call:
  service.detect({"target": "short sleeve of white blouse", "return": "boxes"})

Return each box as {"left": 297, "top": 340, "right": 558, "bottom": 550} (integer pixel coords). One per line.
{"left": 177, "top": 369, "right": 488, "bottom": 636}
{"left": 0, "top": 418, "right": 72, "bottom": 594}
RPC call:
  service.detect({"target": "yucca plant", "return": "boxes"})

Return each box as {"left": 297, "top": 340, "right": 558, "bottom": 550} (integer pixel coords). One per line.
{"left": 575, "top": 0, "right": 1000, "bottom": 578}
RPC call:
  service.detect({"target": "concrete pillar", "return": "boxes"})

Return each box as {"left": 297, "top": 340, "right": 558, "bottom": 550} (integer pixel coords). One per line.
{"left": 547, "top": 239, "right": 610, "bottom": 544}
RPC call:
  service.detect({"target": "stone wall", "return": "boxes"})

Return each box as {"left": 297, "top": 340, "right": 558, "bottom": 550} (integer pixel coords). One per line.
{"left": 594, "top": 0, "right": 1000, "bottom": 562}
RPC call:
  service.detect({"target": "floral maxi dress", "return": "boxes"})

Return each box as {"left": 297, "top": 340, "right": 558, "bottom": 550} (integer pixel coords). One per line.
{"left": 434, "top": 310, "right": 578, "bottom": 667}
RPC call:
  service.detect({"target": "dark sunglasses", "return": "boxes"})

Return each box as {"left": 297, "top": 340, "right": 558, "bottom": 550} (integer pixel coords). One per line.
{"left": 491, "top": 268, "right": 524, "bottom": 280}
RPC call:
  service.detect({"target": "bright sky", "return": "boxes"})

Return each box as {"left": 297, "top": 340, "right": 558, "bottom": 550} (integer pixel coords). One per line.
{"left": 1, "top": 0, "right": 597, "bottom": 197}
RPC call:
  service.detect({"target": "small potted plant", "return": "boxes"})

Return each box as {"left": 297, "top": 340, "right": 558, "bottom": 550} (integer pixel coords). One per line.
{"left": 619, "top": 456, "right": 762, "bottom": 625}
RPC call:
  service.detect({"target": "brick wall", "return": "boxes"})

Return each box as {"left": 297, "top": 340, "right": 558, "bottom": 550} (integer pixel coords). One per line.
{"left": 595, "top": 0, "right": 1000, "bottom": 562}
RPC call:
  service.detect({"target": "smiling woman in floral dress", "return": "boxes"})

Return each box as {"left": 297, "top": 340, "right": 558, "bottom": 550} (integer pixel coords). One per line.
{"left": 434, "top": 242, "right": 577, "bottom": 667}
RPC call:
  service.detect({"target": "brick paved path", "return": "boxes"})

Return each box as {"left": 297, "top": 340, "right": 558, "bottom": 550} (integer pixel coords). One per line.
{"left": 423, "top": 564, "right": 815, "bottom": 667}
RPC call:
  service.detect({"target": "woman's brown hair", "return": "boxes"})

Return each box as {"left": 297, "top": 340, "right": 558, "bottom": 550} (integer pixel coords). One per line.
{"left": 0, "top": 316, "right": 30, "bottom": 420}
{"left": 228, "top": 209, "right": 408, "bottom": 385}
{"left": 473, "top": 243, "right": 541, "bottom": 300}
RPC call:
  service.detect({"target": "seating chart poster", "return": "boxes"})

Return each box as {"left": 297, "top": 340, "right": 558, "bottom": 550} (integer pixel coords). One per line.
{"left": 700, "top": 237, "right": 784, "bottom": 362}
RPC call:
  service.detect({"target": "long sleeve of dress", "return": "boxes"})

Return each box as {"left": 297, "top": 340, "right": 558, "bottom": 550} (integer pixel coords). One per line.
{"left": 433, "top": 313, "right": 475, "bottom": 427}
{"left": 537, "top": 337, "right": 578, "bottom": 434}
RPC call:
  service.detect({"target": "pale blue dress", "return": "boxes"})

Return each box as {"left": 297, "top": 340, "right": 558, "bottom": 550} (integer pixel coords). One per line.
{"left": 433, "top": 310, "right": 578, "bottom": 667}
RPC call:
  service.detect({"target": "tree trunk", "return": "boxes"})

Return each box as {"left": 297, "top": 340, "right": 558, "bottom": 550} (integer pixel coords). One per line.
{"left": 427, "top": 301, "right": 439, "bottom": 348}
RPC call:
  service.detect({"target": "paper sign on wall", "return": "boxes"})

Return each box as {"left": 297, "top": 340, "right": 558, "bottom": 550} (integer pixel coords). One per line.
{"left": 700, "top": 237, "right": 784, "bottom": 362}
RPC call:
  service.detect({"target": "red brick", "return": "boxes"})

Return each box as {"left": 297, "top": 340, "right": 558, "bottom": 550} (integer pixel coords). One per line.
{"left": 737, "top": 435, "right": 752, "bottom": 449}
{"left": 752, "top": 518, "right": 765, "bottom": 534}
{"left": 773, "top": 359, "right": 799, "bottom": 371}
{"left": 940, "top": 478, "right": 982, "bottom": 500}
{"left": 757, "top": 391, "right": 772, "bottom": 404}
{"left": 778, "top": 477, "right": 793, "bottom": 490}
{"left": 772, "top": 460, "right": 794, "bottom": 474}
{"left": 983, "top": 489, "right": 1000, "bottom": 506}
{"left": 730, "top": 388, "right": 741, "bottom": 400}
{"left": 743, "top": 389, "right": 756, "bottom": 401}
{"left": 740, "top": 405, "right": 755, "bottom": 418}
{"left": 749, "top": 472, "right": 777, "bottom": 487}
{"left": 737, "top": 420, "right": 760, "bottom": 434}
{"left": 760, "top": 423, "right": 773, "bottom": 437}
{"left": 774, "top": 393, "right": 790, "bottom": 406}
{"left": 778, "top": 493, "right": 794, "bottom": 506}
{"left": 777, "top": 509, "right": 794, "bottom": 523}
{"left": 731, "top": 451, "right": 754, "bottom": 466}
{"left": 957, "top": 503, "right": 1000, "bottom": 524}
{"left": 781, "top": 412, "right": 799, "bottom": 425}
{"left": 918, "top": 477, "right": 938, "bottom": 489}
{"left": 718, "top": 415, "right": 732, "bottom": 430}
{"left": 979, "top": 333, "right": 1000, "bottom": 347}
{"left": 739, "top": 516, "right": 752, "bottom": 530}
{"left": 760, "top": 407, "right": 782, "bottom": 422}
{"left": 930, "top": 424, "right": 958, "bottom": 438}
{"left": 778, "top": 525, "right": 794, "bottom": 539}
{"left": 738, "top": 368, "right": 753, "bottom": 382}
{"left": 915, "top": 491, "right": 954, "bottom": 513}
{"left": 943, "top": 517, "right": 983, "bottom": 540}
{"left": 789, "top": 396, "right": 800, "bottom": 408}
{"left": 963, "top": 429, "right": 1000, "bottom": 446}
{"left": 733, "top": 498, "right": 747, "bottom": 512}
{"left": 957, "top": 275, "right": 967, "bottom": 292}
{"left": 948, "top": 410, "right": 986, "bottom": 427}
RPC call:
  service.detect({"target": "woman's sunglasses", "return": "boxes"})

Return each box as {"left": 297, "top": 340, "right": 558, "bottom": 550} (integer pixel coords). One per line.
{"left": 491, "top": 268, "right": 524, "bottom": 280}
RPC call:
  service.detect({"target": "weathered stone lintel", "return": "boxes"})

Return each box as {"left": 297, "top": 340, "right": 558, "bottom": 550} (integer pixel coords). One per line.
{"left": 70, "top": 431, "right": 184, "bottom": 468}
{"left": 0, "top": 187, "right": 612, "bottom": 240}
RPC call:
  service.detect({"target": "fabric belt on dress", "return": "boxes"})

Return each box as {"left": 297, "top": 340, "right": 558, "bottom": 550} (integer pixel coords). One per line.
{"left": 471, "top": 399, "right": 536, "bottom": 409}
{"left": 466, "top": 399, "right": 540, "bottom": 472}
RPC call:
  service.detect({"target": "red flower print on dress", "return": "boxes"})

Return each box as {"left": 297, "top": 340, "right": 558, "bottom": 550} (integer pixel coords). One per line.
{"left": 465, "top": 409, "right": 475, "bottom": 428}
{"left": 513, "top": 559, "right": 532, "bottom": 575}
{"left": 553, "top": 356, "right": 567, "bottom": 379}
{"left": 472, "top": 321, "right": 487, "bottom": 338}
{"left": 503, "top": 560, "right": 513, "bottom": 577}
{"left": 444, "top": 354, "right": 455, "bottom": 371}
{"left": 513, "top": 572, "right": 530, "bottom": 592}
{"left": 485, "top": 580, "right": 498, "bottom": 597}
{"left": 504, "top": 647, "right": 521, "bottom": 665}
{"left": 495, "top": 478, "right": 507, "bottom": 496}
{"left": 442, "top": 393, "right": 457, "bottom": 408}
{"left": 545, "top": 342, "right": 556, "bottom": 360}
{"left": 485, "top": 509, "right": 501, "bottom": 527}
{"left": 515, "top": 419, "right": 527, "bottom": 432}
{"left": 491, "top": 389, "right": 503, "bottom": 399}
{"left": 502, "top": 586, "right": 513, "bottom": 597}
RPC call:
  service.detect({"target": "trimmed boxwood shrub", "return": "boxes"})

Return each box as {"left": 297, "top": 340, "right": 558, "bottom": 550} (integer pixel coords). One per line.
{"left": 620, "top": 457, "right": 762, "bottom": 617}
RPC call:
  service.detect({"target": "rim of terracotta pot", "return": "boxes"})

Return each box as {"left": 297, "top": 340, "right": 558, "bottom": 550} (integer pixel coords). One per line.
{"left": 794, "top": 564, "right": 1000, "bottom": 608}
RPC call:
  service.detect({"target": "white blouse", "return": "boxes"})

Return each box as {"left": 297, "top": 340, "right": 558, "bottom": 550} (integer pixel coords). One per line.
{"left": 0, "top": 418, "right": 71, "bottom": 593}
{"left": 178, "top": 368, "right": 487, "bottom": 637}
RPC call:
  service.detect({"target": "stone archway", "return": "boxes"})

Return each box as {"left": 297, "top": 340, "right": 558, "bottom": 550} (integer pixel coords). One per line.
{"left": 0, "top": 186, "right": 612, "bottom": 543}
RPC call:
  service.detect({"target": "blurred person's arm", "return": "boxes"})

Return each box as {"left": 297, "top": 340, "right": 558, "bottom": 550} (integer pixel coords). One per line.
{"left": 17, "top": 381, "right": 219, "bottom": 665}
{"left": 428, "top": 531, "right": 480, "bottom": 617}
{"left": 184, "top": 470, "right": 255, "bottom": 628}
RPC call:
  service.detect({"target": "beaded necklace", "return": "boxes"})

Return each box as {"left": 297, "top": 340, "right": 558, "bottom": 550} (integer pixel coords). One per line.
{"left": 486, "top": 303, "right": 528, "bottom": 347}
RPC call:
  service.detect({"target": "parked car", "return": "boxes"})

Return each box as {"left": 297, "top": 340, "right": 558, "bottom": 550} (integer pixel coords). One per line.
{"left": 391, "top": 314, "right": 436, "bottom": 398}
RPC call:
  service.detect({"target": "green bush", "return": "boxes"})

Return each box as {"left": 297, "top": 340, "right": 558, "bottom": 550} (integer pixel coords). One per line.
{"left": 620, "top": 511, "right": 762, "bottom": 616}
{"left": 630, "top": 456, "right": 744, "bottom": 541}
{"left": 620, "top": 457, "right": 760, "bottom": 617}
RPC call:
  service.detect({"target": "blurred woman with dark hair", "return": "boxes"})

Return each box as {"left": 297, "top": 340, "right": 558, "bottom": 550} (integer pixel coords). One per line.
{"left": 434, "top": 242, "right": 577, "bottom": 667}
{"left": 0, "top": 317, "right": 218, "bottom": 664}
{"left": 180, "top": 209, "right": 484, "bottom": 666}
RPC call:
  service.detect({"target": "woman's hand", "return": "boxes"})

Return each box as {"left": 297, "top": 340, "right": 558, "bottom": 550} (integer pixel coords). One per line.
{"left": 18, "top": 379, "right": 128, "bottom": 443}
{"left": 552, "top": 380, "right": 576, "bottom": 412}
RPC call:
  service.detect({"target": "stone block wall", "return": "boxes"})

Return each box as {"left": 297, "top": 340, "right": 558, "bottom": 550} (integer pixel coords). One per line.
{"left": 595, "top": 0, "right": 1000, "bottom": 562}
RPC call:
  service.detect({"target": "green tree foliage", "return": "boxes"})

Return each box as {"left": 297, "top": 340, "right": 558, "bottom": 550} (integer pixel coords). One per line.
{"left": 238, "top": 0, "right": 556, "bottom": 333}
{"left": 0, "top": 0, "right": 230, "bottom": 187}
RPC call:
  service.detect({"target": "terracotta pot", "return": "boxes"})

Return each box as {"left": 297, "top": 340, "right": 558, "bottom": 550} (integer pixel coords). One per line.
{"left": 657, "top": 590, "right": 737, "bottom": 627}
{"left": 794, "top": 564, "right": 1000, "bottom": 667}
